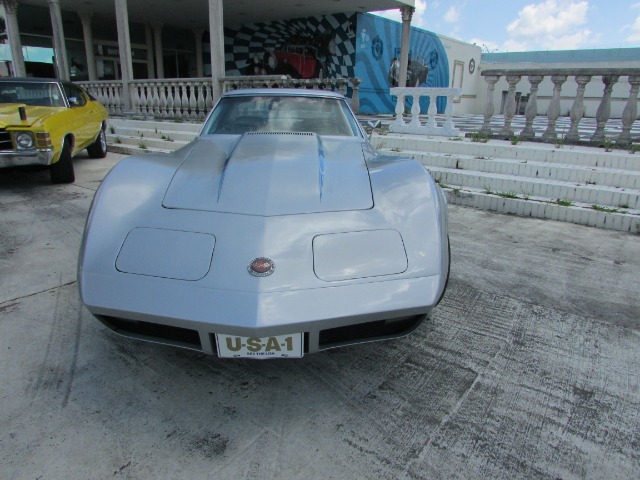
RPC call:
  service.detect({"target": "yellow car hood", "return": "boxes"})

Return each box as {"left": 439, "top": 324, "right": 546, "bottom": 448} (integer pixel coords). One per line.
{"left": 0, "top": 104, "right": 66, "bottom": 129}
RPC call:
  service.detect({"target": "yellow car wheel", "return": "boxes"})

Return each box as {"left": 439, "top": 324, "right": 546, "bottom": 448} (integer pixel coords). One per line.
{"left": 50, "top": 139, "right": 75, "bottom": 184}
{"left": 87, "top": 127, "right": 107, "bottom": 159}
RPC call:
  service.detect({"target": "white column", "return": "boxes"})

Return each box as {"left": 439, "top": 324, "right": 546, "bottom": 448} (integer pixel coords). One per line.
{"left": 208, "top": 0, "right": 225, "bottom": 102}
{"left": 78, "top": 11, "right": 97, "bottom": 81}
{"left": 194, "top": 29, "right": 204, "bottom": 78}
{"left": 114, "top": 0, "right": 134, "bottom": 111}
{"left": 153, "top": 24, "right": 165, "bottom": 79}
{"left": 542, "top": 75, "right": 567, "bottom": 141}
{"left": 520, "top": 75, "right": 543, "bottom": 140}
{"left": 398, "top": 6, "right": 414, "bottom": 88}
{"left": 145, "top": 24, "right": 155, "bottom": 79}
{"left": 499, "top": 75, "right": 521, "bottom": 138}
{"left": 566, "top": 75, "right": 592, "bottom": 143}
{"left": 480, "top": 75, "right": 499, "bottom": 136}
{"left": 591, "top": 75, "right": 620, "bottom": 144}
{"left": 48, "top": 0, "right": 69, "bottom": 81}
{"left": 2, "top": 0, "right": 26, "bottom": 77}
{"left": 617, "top": 75, "right": 640, "bottom": 146}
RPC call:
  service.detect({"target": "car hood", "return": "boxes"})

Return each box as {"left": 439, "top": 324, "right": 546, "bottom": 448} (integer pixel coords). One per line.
{"left": 0, "top": 104, "right": 64, "bottom": 128}
{"left": 163, "top": 132, "right": 373, "bottom": 216}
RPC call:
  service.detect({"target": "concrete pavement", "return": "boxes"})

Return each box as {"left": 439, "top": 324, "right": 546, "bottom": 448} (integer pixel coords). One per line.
{"left": 0, "top": 151, "right": 638, "bottom": 479}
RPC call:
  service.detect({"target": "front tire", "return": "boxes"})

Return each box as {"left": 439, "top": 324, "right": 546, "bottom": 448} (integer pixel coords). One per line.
{"left": 87, "top": 126, "right": 107, "bottom": 159}
{"left": 50, "top": 139, "right": 75, "bottom": 184}
{"left": 435, "top": 236, "right": 451, "bottom": 306}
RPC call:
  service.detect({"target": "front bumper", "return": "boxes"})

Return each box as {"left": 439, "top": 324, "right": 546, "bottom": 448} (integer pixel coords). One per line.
{"left": 0, "top": 148, "right": 54, "bottom": 168}
{"left": 81, "top": 273, "right": 445, "bottom": 355}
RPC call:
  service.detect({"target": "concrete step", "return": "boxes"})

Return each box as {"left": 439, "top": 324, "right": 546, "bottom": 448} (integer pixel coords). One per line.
{"left": 107, "top": 133, "right": 190, "bottom": 153}
{"left": 444, "top": 188, "right": 639, "bottom": 233}
{"left": 107, "top": 125, "right": 199, "bottom": 143}
{"left": 108, "top": 118, "right": 202, "bottom": 134}
{"left": 423, "top": 166, "right": 640, "bottom": 210}
{"left": 107, "top": 118, "right": 200, "bottom": 155}
{"left": 390, "top": 149, "right": 640, "bottom": 190}
{"left": 373, "top": 135, "right": 640, "bottom": 171}
{"left": 108, "top": 143, "right": 176, "bottom": 156}
{"left": 372, "top": 134, "right": 640, "bottom": 233}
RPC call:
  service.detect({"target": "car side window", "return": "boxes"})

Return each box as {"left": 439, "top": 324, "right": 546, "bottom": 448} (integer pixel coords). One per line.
{"left": 63, "top": 84, "right": 87, "bottom": 107}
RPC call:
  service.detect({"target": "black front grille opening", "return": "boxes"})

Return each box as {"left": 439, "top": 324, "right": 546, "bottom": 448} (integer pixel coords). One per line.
{"left": 318, "top": 314, "right": 426, "bottom": 349}
{"left": 97, "top": 315, "right": 202, "bottom": 351}
{"left": 0, "top": 129, "right": 13, "bottom": 151}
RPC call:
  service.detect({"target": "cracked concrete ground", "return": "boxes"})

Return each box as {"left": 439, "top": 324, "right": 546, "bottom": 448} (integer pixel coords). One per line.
{"left": 1, "top": 152, "right": 639, "bottom": 479}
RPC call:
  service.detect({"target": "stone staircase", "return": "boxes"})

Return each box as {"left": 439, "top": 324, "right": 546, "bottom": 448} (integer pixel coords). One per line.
{"left": 107, "top": 118, "right": 200, "bottom": 155}
{"left": 105, "top": 118, "right": 640, "bottom": 234}
{"left": 371, "top": 134, "right": 640, "bottom": 234}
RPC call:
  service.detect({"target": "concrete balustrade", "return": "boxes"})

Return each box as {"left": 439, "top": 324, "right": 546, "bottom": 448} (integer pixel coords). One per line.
{"left": 389, "top": 87, "right": 462, "bottom": 136}
{"left": 80, "top": 76, "right": 362, "bottom": 118}
{"left": 481, "top": 68, "right": 640, "bottom": 145}
{"left": 81, "top": 78, "right": 216, "bottom": 120}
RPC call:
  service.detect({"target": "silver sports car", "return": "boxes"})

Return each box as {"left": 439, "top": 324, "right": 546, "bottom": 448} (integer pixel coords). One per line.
{"left": 78, "top": 89, "right": 449, "bottom": 359}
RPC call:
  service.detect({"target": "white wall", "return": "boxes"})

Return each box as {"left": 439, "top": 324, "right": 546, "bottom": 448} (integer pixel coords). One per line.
{"left": 437, "top": 34, "right": 482, "bottom": 114}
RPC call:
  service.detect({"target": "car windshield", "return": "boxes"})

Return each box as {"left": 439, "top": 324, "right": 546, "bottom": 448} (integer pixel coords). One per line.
{"left": 203, "top": 95, "right": 360, "bottom": 137}
{"left": 0, "top": 82, "right": 66, "bottom": 107}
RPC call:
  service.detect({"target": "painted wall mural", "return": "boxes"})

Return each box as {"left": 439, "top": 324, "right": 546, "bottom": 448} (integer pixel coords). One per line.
{"left": 224, "top": 14, "right": 357, "bottom": 80}
{"left": 222, "top": 12, "right": 449, "bottom": 115}
{"left": 355, "top": 13, "right": 449, "bottom": 114}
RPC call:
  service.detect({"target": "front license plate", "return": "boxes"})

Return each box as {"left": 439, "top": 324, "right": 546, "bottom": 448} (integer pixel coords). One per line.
{"left": 215, "top": 333, "right": 304, "bottom": 359}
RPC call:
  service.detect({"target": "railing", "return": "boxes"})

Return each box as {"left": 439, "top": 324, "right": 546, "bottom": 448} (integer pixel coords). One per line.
{"left": 480, "top": 68, "right": 640, "bottom": 145}
{"left": 79, "top": 75, "right": 362, "bottom": 119}
{"left": 79, "top": 78, "right": 215, "bottom": 120}
{"left": 221, "top": 75, "right": 362, "bottom": 113}
{"left": 389, "top": 87, "right": 462, "bottom": 136}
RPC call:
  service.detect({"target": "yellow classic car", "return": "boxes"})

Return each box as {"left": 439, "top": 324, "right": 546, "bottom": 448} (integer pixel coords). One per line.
{"left": 0, "top": 77, "right": 109, "bottom": 183}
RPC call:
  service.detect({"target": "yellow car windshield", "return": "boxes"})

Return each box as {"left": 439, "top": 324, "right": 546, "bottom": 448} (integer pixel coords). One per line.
{"left": 0, "top": 82, "right": 66, "bottom": 107}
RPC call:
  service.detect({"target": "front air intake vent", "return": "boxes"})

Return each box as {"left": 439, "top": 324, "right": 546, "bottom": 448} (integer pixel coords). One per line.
{"left": 0, "top": 129, "right": 13, "bottom": 151}
{"left": 246, "top": 131, "right": 314, "bottom": 136}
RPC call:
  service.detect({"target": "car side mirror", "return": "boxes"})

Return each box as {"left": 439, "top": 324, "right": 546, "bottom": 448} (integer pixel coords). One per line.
{"left": 68, "top": 97, "right": 81, "bottom": 107}
{"left": 366, "top": 120, "right": 380, "bottom": 140}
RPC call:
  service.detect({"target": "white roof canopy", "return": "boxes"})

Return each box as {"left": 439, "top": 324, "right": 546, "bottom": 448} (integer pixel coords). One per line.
{"left": 19, "top": 0, "right": 415, "bottom": 29}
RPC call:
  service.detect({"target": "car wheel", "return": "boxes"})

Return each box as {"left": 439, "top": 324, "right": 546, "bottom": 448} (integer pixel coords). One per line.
{"left": 50, "top": 139, "right": 75, "bottom": 184}
{"left": 435, "top": 236, "right": 451, "bottom": 306}
{"left": 87, "top": 126, "right": 107, "bottom": 159}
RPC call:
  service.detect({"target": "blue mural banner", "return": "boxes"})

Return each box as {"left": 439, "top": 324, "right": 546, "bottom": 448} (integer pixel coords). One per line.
{"left": 355, "top": 13, "right": 449, "bottom": 114}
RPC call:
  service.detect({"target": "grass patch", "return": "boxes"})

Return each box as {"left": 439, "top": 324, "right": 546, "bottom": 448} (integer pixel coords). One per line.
{"left": 433, "top": 177, "right": 450, "bottom": 189}
{"left": 555, "top": 199, "right": 574, "bottom": 207}
{"left": 469, "top": 132, "right": 489, "bottom": 143}
{"left": 496, "top": 191, "right": 519, "bottom": 199}
{"left": 554, "top": 135, "right": 565, "bottom": 149}
{"left": 510, "top": 134, "right": 520, "bottom": 145}
{"left": 449, "top": 136, "right": 464, "bottom": 141}
{"left": 138, "top": 141, "right": 147, "bottom": 150}
{"left": 591, "top": 205, "right": 620, "bottom": 213}
{"left": 602, "top": 137, "right": 615, "bottom": 152}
